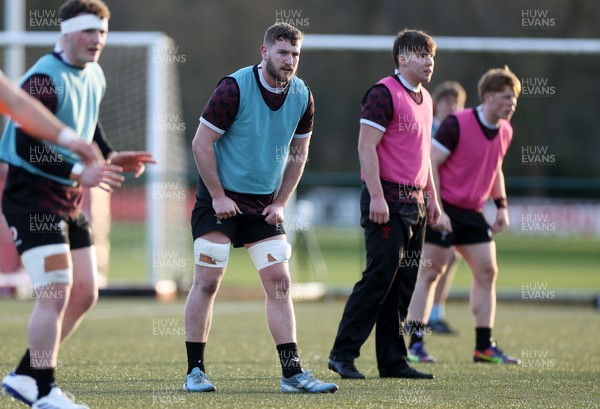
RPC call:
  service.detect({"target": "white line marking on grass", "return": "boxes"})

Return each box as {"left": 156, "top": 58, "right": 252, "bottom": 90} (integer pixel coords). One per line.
{"left": 0, "top": 301, "right": 264, "bottom": 324}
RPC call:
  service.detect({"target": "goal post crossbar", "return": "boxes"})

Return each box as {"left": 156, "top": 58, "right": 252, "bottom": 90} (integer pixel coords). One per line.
{"left": 303, "top": 34, "right": 600, "bottom": 54}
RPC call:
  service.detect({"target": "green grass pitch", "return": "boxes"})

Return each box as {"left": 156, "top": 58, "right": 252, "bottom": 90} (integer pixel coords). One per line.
{"left": 0, "top": 299, "right": 598, "bottom": 408}
{"left": 3, "top": 223, "right": 594, "bottom": 407}
{"left": 108, "top": 224, "right": 600, "bottom": 297}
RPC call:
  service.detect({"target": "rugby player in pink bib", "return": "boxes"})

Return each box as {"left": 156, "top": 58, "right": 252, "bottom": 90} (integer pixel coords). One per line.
{"left": 407, "top": 66, "right": 522, "bottom": 365}
{"left": 328, "top": 29, "right": 441, "bottom": 380}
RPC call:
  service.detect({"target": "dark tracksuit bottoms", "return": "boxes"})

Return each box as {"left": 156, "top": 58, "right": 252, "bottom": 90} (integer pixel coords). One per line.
{"left": 330, "top": 184, "right": 427, "bottom": 376}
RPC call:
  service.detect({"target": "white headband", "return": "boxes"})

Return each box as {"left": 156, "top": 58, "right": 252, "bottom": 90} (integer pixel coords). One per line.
{"left": 61, "top": 14, "right": 108, "bottom": 35}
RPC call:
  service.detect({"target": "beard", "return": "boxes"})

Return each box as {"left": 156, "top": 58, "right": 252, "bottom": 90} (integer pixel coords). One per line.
{"left": 266, "top": 56, "right": 295, "bottom": 86}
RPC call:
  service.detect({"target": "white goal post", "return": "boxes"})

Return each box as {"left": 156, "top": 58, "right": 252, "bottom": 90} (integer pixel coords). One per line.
{"left": 0, "top": 31, "right": 188, "bottom": 287}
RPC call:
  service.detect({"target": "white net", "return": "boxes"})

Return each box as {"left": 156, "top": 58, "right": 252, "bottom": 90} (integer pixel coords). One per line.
{"left": 0, "top": 33, "right": 190, "bottom": 288}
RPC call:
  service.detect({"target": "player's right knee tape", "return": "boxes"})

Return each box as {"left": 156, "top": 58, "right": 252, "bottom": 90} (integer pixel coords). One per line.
{"left": 21, "top": 244, "right": 72, "bottom": 289}
{"left": 193, "top": 238, "right": 230, "bottom": 268}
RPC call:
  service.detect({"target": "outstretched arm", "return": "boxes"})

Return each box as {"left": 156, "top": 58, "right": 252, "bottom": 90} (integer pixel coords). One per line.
{"left": 0, "top": 73, "right": 96, "bottom": 163}
{"left": 90, "top": 123, "right": 155, "bottom": 177}
{"left": 108, "top": 151, "right": 156, "bottom": 178}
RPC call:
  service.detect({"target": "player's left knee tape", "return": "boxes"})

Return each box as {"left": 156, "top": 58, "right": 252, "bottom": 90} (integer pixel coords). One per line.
{"left": 21, "top": 243, "right": 72, "bottom": 289}
{"left": 247, "top": 239, "right": 292, "bottom": 271}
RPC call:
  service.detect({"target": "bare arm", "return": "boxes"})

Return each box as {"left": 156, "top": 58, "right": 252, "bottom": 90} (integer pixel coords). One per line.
{"left": 191, "top": 122, "right": 241, "bottom": 219}
{"left": 358, "top": 124, "right": 388, "bottom": 224}
{"left": 429, "top": 144, "right": 451, "bottom": 230}
{"left": 490, "top": 165, "right": 509, "bottom": 233}
{"left": 424, "top": 162, "right": 442, "bottom": 225}
{"left": 263, "top": 136, "right": 310, "bottom": 225}
{"left": 490, "top": 164, "right": 507, "bottom": 201}
{"left": 429, "top": 146, "right": 447, "bottom": 202}
{"left": 274, "top": 136, "right": 310, "bottom": 207}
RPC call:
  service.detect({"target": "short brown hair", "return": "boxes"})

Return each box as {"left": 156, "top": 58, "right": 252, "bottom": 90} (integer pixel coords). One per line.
{"left": 477, "top": 66, "right": 521, "bottom": 102}
{"left": 432, "top": 81, "right": 467, "bottom": 106}
{"left": 264, "top": 23, "right": 304, "bottom": 47}
{"left": 59, "top": 0, "right": 110, "bottom": 21}
{"left": 392, "top": 29, "right": 436, "bottom": 69}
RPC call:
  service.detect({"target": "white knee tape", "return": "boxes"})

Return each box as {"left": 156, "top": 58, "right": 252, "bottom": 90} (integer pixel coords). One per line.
{"left": 194, "top": 238, "right": 230, "bottom": 268}
{"left": 247, "top": 239, "right": 292, "bottom": 271}
{"left": 21, "top": 244, "right": 72, "bottom": 289}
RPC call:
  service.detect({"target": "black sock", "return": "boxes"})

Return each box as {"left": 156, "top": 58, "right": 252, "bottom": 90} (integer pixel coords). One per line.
{"left": 475, "top": 327, "right": 492, "bottom": 351}
{"left": 31, "top": 367, "right": 55, "bottom": 398}
{"left": 408, "top": 321, "right": 425, "bottom": 347}
{"left": 186, "top": 341, "right": 206, "bottom": 374}
{"left": 15, "top": 349, "right": 32, "bottom": 376}
{"left": 277, "top": 343, "right": 302, "bottom": 378}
